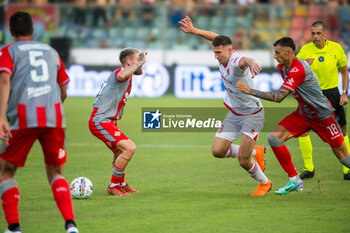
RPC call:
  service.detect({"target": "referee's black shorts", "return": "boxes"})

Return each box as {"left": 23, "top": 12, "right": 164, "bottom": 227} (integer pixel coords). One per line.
{"left": 322, "top": 87, "right": 347, "bottom": 127}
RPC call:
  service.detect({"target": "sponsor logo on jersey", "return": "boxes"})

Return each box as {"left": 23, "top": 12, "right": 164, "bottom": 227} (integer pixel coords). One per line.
{"left": 27, "top": 84, "right": 52, "bottom": 99}
{"left": 289, "top": 67, "right": 298, "bottom": 73}
{"left": 143, "top": 109, "right": 161, "bottom": 129}
{"left": 114, "top": 131, "right": 121, "bottom": 136}
{"left": 286, "top": 78, "right": 295, "bottom": 86}
{"left": 318, "top": 56, "right": 324, "bottom": 62}
{"left": 0, "top": 52, "right": 2, "bottom": 57}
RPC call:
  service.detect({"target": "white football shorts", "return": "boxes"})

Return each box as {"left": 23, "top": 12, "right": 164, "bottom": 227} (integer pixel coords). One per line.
{"left": 215, "top": 108, "right": 264, "bottom": 142}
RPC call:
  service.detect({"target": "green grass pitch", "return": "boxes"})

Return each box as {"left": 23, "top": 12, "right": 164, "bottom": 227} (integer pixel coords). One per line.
{"left": 1, "top": 95, "right": 349, "bottom": 233}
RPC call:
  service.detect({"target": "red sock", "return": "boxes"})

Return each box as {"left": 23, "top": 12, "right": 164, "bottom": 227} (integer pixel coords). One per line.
{"left": 1, "top": 187, "right": 20, "bottom": 225}
{"left": 110, "top": 165, "right": 125, "bottom": 184}
{"left": 121, "top": 173, "right": 125, "bottom": 183}
{"left": 271, "top": 145, "right": 298, "bottom": 177}
{"left": 51, "top": 178, "right": 74, "bottom": 221}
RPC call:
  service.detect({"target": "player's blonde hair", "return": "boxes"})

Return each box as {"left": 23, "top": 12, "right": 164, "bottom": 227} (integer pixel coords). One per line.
{"left": 119, "top": 48, "right": 139, "bottom": 66}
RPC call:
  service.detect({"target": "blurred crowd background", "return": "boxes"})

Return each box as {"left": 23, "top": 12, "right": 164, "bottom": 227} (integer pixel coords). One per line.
{"left": 2, "top": 0, "right": 350, "bottom": 55}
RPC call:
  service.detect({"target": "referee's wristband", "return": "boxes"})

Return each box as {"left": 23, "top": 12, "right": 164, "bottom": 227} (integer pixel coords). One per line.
{"left": 343, "top": 89, "right": 348, "bottom": 94}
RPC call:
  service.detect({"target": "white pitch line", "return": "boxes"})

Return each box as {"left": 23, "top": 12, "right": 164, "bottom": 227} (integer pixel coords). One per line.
{"left": 67, "top": 142, "right": 210, "bottom": 148}
{"left": 66, "top": 142, "right": 331, "bottom": 150}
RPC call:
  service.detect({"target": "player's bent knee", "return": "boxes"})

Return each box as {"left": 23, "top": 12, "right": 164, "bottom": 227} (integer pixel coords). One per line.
{"left": 212, "top": 147, "right": 226, "bottom": 158}
{"left": 126, "top": 141, "right": 136, "bottom": 156}
{"left": 267, "top": 134, "right": 285, "bottom": 147}
{"left": 0, "top": 159, "right": 17, "bottom": 178}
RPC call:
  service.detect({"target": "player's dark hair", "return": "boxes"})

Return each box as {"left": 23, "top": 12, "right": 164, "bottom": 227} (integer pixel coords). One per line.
{"left": 212, "top": 35, "right": 232, "bottom": 47}
{"left": 273, "top": 37, "right": 296, "bottom": 52}
{"left": 10, "top": 11, "right": 33, "bottom": 37}
{"left": 119, "top": 48, "right": 139, "bottom": 65}
{"left": 311, "top": 21, "right": 326, "bottom": 31}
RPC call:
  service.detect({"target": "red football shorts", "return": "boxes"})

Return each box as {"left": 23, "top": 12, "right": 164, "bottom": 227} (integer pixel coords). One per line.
{"left": 89, "top": 120, "right": 129, "bottom": 152}
{"left": 0, "top": 128, "right": 67, "bottom": 167}
{"left": 279, "top": 110, "right": 344, "bottom": 148}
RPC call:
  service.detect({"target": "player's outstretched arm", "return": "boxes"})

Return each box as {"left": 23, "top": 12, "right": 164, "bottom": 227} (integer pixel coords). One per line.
{"left": 0, "top": 72, "right": 11, "bottom": 143}
{"left": 179, "top": 16, "right": 218, "bottom": 41}
{"left": 238, "top": 57, "right": 262, "bottom": 78}
{"left": 236, "top": 81, "right": 290, "bottom": 103}
{"left": 117, "top": 51, "right": 147, "bottom": 81}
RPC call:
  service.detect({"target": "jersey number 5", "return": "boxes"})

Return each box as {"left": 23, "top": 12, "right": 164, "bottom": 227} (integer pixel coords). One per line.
{"left": 29, "top": 51, "right": 49, "bottom": 82}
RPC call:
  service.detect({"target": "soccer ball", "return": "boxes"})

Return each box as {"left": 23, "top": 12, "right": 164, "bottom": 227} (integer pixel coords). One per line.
{"left": 70, "top": 177, "right": 93, "bottom": 199}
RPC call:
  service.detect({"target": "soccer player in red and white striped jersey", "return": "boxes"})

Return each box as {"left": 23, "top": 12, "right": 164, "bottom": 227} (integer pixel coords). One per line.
{"left": 237, "top": 37, "right": 350, "bottom": 195}
{"left": 0, "top": 12, "right": 78, "bottom": 233}
{"left": 89, "top": 48, "right": 147, "bottom": 197}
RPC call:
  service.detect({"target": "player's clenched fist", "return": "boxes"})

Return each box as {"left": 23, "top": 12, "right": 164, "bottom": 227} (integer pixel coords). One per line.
{"left": 236, "top": 81, "right": 250, "bottom": 94}
{"left": 139, "top": 51, "right": 147, "bottom": 65}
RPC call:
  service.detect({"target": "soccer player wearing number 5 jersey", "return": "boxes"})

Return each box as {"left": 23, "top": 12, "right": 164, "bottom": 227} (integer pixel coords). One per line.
{"left": 296, "top": 21, "right": 350, "bottom": 180}
{"left": 89, "top": 48, "right": 147, "bottom": 197}
{"left": 0, "top": 12, "right": 78, "bottom": 233}
{"left": 236, "top": 37, "right": 350, "bottom": 195}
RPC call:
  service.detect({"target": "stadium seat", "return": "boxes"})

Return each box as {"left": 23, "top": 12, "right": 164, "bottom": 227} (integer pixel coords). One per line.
{"left": 136, "top": 27, "right": 152, "bottom": 41}
{"left": 257, "top": 30, "right": 271, "bottom": 41}
{"left": 307, "top": 6, "right": 324, "bottom": 18}
{"left": 237, "top": 16, "right": 252, "bottom": 31}
{"left": 224, "top": 16, "right": 237, "bottom": 30}
{"left": 291, "top": 16, "right": 306, "bottom": 30}
{"left": 196, "top": 16, "right": 210, "bottom": 29}
{"left": 210, "top": 16, "right": 224, "bottom": 29}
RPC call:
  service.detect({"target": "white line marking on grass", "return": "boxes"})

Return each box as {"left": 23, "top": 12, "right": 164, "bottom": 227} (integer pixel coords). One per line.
{"left": 67, "top": 142, "right": 210, "bottom": 148}
{"left": 67, "top": 143, "right": 331, "bottom": 150}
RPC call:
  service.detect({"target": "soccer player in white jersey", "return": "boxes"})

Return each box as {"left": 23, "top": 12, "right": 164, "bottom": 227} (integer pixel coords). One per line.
{"left": 179, "top": 16, "right": 271, "bottom": 196}
{"left": 0, "top": 12, "right": 78, "bottom": 233}
{"left": 89, "top": 48, "right": 147, "bottom": 196}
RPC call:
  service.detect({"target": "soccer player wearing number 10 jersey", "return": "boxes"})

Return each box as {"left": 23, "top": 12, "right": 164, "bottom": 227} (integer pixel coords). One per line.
{"left": 0, "top": 12, "right": 78, "bottom": 233}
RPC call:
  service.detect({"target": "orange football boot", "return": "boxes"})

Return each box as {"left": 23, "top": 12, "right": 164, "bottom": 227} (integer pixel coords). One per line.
{"left": 122, "top": 183, "right": 139, "bottom": 193}
{"left": 251, "top": 179, "right": 272, "bottom": 196}
{"left": 107, "top": 185, "right": 131, "bottom": 196}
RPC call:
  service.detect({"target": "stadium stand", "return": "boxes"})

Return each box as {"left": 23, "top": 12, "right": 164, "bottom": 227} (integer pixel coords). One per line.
{"left": 1, "top": 1, "right": 350, "bottom": 52}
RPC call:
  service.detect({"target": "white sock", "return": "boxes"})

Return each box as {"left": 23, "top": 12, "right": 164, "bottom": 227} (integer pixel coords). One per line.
{"left": 289, "top": 175, "right": 301, "bottom": 183}
{"left": 251, "top": 148, "right": 257, "bottom": 156}
{"left": 225, "top": 145, "right": 257, "bottom": 158}
{"left": 225, "top": 145, "right": 239, "bottom": 158}
{"left": 248, "top": 160, "right": 268, "bottom": 184}
{"left": 109, "top": 182, "right": 120, "bottom": 188}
